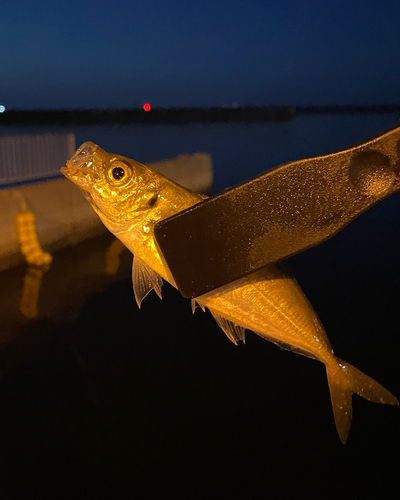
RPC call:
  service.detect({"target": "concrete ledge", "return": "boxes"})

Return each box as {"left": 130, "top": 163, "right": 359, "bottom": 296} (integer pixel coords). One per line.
{"left": 0, "top": 153, "right": 212, "bottom": 271}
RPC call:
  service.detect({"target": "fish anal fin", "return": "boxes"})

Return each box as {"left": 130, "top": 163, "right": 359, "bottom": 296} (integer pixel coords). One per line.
{"left": 211, "top": 312, "right": 245, "bottom": 345}
{"left": 132, "top": 255, "right": 163, "bottom": 308}
{"left": 254, "top": 329, "right": 317, "bottom": 361}
{"left": 191, "top": 299, "right": 206, "bottom": 314}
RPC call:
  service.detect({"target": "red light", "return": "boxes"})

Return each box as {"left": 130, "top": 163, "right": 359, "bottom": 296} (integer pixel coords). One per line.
{"left": 143, "top": 103, "right": 151, "bottom": 112}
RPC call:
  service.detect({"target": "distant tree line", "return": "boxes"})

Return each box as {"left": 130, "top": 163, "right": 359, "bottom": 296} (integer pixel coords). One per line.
{"left": 0, "top": 106, "right": 296, "bottom": 125}
{"left": 0, "top": 105, "right": 398, "bottom": 125}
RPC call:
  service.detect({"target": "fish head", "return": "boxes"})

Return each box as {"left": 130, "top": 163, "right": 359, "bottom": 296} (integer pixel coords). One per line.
{"left": 61, "top": 142, "right": 159, "bottom": 233}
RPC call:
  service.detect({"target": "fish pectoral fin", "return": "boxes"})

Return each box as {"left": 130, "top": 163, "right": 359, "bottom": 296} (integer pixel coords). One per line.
{"left": 211, "top": 312, "right": 246, "bottom": 346}
{"left": 132, "top": 255, "right": 163, "bottom": 308}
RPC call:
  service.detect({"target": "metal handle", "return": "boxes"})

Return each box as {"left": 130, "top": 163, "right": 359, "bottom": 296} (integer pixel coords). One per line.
{"left": 155, "top": 125, "right": 400, "bottom": 298}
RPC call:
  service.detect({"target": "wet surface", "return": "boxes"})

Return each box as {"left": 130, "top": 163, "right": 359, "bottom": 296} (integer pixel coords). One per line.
{"left": 0, "top": 214, "right": 399, "bottom": 498}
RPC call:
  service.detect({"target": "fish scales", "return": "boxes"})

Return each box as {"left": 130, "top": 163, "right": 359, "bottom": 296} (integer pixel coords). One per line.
{"left": 61, "top": 142, "right": 398, "bottom": 443}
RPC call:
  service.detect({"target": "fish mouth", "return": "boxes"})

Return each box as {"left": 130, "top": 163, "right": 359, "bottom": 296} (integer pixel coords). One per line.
{"left": 60, "top": 164, "right": 73, "bottom": 180}
{"left": 61, "top": 157, "right": 94, "bottom": 205}
{"left": 61, "top": 164, "right": 93, "bottom": 200}
{"left": 60, "top": 141, "right": 97, "bottom": 181}
{"left": 61, "top": 163, "right": 90, "bottom": 193}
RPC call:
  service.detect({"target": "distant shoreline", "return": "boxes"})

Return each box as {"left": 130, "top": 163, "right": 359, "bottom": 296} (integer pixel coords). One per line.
{"left": 0, "top": 105, "right": 399, "bottom": 125}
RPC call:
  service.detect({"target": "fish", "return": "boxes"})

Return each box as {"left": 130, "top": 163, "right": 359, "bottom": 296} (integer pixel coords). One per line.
{"left": 61, "top": 142, "right": 398, "bottom": 443}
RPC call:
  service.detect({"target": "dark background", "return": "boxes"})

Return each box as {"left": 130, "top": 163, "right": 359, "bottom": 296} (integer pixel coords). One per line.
{"left": 0, "top": 223, "right": 399, "bottom": 499}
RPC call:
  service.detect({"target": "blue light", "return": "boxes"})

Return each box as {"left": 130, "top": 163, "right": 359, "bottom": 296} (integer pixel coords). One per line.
{"left": 0, "top": 105, "right": 5, "bottom": 113}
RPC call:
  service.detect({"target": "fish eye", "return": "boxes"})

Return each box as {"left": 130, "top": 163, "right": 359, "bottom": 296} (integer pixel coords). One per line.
{"left": 112, "top": 166, "right": 125, "bottom": 180}
{"left": 108, "top": 160, "right": 132, "bottom": 185}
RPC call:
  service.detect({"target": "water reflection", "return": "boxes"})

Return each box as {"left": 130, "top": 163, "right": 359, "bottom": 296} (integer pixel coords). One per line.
{"left": 19, "top": 265, "right": 50, "bottom": 319}
{"left": 15, "top": 237, "right": 127, "bottom": 321}
{"left": 0, "top": 234, "right": 130, "bottom": 372}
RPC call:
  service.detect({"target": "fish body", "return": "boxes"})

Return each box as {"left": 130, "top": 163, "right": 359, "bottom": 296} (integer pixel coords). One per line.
{"left": 62, "top": 142, "right": 398, "bottom": 443}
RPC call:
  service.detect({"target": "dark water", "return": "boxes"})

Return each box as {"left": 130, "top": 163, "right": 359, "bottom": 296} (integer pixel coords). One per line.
{"left": 3, "top": 113, "right": 399, "bottom": 192}
{"left": 0, "top": 115, "right": 399, "bottom": 499}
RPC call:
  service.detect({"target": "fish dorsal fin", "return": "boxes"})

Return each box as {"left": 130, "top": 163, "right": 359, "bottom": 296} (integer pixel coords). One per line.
{"left": 132, "top": 255, "right": 163, "bottom": 308}
{"left": 191, "top": 299, "right": 206, "bottom": 314}
{"left": 211, "top": 312, "right": 245, "bottom": 346}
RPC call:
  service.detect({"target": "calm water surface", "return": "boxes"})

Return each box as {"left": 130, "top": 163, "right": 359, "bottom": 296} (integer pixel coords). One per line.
{"left": 0, "top": 115, "right": 399, "bottom": 498}
{"left": 2, "top": 113, "right": 399, "bottom": 191}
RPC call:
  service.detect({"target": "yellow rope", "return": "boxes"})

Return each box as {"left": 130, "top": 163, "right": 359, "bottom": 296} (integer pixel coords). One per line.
{"left": 15, "top": 211, "right": 53, "bottom": 266}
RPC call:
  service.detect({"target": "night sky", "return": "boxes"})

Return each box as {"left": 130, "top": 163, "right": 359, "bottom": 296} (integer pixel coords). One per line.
{"left": 1, "top": 0, "right": 400, "bottom": 110}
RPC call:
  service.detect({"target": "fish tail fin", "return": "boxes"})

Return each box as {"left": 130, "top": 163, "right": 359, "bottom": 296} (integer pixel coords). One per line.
{"left": 326, "top": 357, "right": 398, "bottom": 444}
